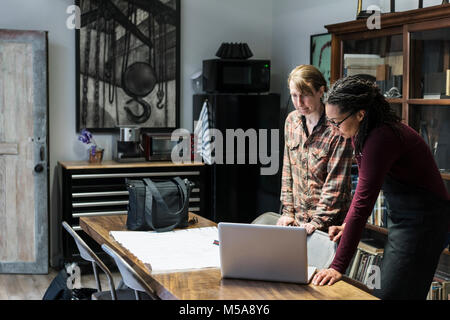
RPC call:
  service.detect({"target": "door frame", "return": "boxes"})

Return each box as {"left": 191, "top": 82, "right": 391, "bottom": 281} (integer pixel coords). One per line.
{"left": 0, "top": 30, "right": 49, "bottom": 274}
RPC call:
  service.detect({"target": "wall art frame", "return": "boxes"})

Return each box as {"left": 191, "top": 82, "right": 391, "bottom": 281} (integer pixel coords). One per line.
{"left": 310, "top": 32, "right": 332, "bottom": 89}
{"left": 75, "top": 0, "right": 180, "bottom": 133}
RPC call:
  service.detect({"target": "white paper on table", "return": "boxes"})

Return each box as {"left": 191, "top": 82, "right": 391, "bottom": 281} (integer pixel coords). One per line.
{"left": 109, "top": 227, "right": 220, "bottom": 273}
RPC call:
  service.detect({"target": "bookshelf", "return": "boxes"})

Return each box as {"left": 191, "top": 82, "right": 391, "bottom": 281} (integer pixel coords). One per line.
{"left": 326, "top": 4, "right": 450, "bottom": 179}
{"left": 386, "top": 98, "right": 403, "bottom": 104}
{"left": 407, "top": 99, "right": 450, "bottom": 105}
{"left": 328, "top": 3, "right": 450, "bottom": 241}
{"left": 365, "top": 223, "right": 388, "bottom": 235}
{"left": 327, "top": 6, "right": 450, "bottom": 298}
{"left": 442, "top": 172, "right": 450, "bottom": 181}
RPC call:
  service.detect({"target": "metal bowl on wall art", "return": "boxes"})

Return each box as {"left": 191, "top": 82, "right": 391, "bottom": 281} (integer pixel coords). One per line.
{"left": 121, "top": 62, "right": 156, "bottom": 124}
{"left": 75, "top": 0, "right": 181, "bottom": 133}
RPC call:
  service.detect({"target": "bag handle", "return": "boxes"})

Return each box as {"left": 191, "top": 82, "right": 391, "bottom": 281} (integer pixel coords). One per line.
{"left": 143, "top": 177, "right": 188, "bottom": 214}
{"left": 151, "top": 177, "right": 191, "bottom": 232}
{"left": 143, "top": 177, "right": 190, "bottom": 232}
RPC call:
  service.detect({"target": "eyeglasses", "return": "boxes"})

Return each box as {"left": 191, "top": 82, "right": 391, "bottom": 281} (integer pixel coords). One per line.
{"left": 327, "top": 112, "right": 355, "bottom": 128}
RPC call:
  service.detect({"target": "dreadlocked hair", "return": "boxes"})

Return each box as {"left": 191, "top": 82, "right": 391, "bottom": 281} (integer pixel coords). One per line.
{"left": 325, "top": 75, "right": 402, "bottom": 155}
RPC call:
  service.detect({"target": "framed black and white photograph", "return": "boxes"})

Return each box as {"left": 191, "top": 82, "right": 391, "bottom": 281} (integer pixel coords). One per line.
{"left": 76, "top": 0, "right": 180, "bottom": 133}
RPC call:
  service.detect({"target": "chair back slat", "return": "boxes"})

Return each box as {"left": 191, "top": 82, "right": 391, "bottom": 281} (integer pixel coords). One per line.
{"left": 62, "top": 221, "right": 117, "bottom": 299}
{"left": 101, "top": 243, "right": 155, "bottom": 296}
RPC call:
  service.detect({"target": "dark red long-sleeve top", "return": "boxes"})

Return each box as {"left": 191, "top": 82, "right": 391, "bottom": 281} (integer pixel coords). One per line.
{"left": 330, "top": 123, "right": 449, "bottom": 274}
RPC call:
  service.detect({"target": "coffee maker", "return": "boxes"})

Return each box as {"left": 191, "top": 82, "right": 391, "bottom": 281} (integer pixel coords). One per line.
{"left": 114, "top": 126, "right": 146, "bottom": 162}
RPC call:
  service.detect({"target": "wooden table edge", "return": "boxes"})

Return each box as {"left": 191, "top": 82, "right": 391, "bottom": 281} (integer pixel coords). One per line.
{"left": 59, "top": 160, "right": 205, "bottom": 170}
{"left": 79, "top": 215, "right": 378, "bottom": 300}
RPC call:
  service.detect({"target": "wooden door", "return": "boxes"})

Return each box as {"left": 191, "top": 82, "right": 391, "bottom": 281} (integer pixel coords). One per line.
{"left": 0, "top": 30, "right": 48, "bottom": 273}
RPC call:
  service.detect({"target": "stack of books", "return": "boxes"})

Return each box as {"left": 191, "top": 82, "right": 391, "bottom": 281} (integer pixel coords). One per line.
{"left": 427, "top": 281, "right": 450, "bottom": 300}
{"left": 343, "top": 54, "right": 383, "bottom": 78}
{"left": 428, "top": 253, "right": 450, "bottom": 300}
{"left": 346, "top": 239, "right": 384, "bottom": 287}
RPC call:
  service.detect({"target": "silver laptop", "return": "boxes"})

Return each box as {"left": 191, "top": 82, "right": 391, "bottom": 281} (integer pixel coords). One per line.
{"left": 218, "top": 222, "right": 317, "bottom": 284}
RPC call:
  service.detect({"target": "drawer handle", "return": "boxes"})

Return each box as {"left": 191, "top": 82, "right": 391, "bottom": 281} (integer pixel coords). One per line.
{"left": 72, "top": 191, "right": 129, "bottom": 198}
{"left": 73, "top": 200, "right": 129, "bottom": 208}
{"left": 73, "top": 211, "right": 128, "bottom": 218}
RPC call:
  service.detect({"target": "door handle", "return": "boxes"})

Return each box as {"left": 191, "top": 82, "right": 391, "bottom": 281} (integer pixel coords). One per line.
{"left": 40, "top": 146, "right": 45, "bottom": 161}
{"left": 34, "top": 164, "right": 44, "bottom": 173}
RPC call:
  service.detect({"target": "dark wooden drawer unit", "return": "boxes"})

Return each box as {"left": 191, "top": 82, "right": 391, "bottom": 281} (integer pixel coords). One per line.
{"left": 58, "top": 161, "right": 211, "bottom": 266}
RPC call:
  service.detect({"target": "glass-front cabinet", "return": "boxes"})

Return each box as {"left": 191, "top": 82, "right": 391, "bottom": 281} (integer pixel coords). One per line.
{"left": 409, "top": 27, "right": 450, "bottom": 175}
{"left": 410, "top": 27, "right": 450, "bottom": 100}
{"left": 409, "top": 105, "right": 449, "bottom": 173}
{"left": 326, "top": 4, "right": 450, "bottom": 183}
{"left": 343, "top": 34, "right": 403, "bottom": 100}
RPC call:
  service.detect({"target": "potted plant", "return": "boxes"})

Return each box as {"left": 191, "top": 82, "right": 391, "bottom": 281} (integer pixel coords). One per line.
{"left": 78, "top": 129, "right": 104, "bottom": 163}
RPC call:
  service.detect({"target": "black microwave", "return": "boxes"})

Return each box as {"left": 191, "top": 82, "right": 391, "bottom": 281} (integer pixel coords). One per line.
{"left": 202, "top": 59, "right": 270, "bottom": 93}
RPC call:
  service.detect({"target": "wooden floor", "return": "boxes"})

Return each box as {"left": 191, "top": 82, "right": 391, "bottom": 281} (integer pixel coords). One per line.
{"left": 0, "top": 268, "right": 122, "bottom": 300}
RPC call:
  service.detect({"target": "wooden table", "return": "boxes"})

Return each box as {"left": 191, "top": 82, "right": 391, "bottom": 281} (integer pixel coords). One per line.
{"left": 80, "top": 214, "right": 378, "bottom": 300}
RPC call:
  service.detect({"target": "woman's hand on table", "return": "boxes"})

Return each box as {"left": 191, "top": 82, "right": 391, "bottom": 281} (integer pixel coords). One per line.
{"left": 312, "top": 268, "right": 342, "bottom": 286}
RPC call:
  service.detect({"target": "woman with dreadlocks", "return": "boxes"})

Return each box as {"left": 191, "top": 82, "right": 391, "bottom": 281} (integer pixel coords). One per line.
{"left": 312, "top": 76, "right": 449, "bottom": 300}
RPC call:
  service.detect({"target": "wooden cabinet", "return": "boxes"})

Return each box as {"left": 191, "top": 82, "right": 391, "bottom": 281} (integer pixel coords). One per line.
{"left": 58, "top": 161, "right": 211, "bottom": 268}
{"left": 326, "top": 4, "right": 450, "bottom": 184}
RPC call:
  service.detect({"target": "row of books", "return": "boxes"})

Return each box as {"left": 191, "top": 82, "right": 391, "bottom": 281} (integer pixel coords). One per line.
{"left": 351, "top": 173, "right": 358, "bottom": 197}
{"left": 368, "top": 191, "right": 387, "bottom": 228}
{"left": 427, "top": 281, "right": 450, "bottom": 300}
{"left": 351, "top": 174, "right": 388, "bottom": 228}
{"left": 346, "top": 240, "right": 450, "bottom": 298}
{"left": 429, "top": 252, "right": 450, "bottom": 300}
{"left": 346, "top": 239, "right": 384, "bottom": 287}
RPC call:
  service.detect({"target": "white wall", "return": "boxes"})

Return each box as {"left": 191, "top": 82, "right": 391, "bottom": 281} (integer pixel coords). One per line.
{"left": 181, "top": 0, "right": 273, "bottom": 131}
{"left": 0, "top": 0, "right": 272, "bottom": 267}
{"left": 272, "top": 0, "right": 353, "bottom": 98}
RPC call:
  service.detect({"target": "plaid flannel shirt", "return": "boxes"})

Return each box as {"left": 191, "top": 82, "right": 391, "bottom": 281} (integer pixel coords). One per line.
{"left": 280, "top": 110, "right": 353, "bottom": 231}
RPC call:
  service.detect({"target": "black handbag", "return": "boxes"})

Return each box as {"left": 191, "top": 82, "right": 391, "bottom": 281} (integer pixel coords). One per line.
{"left": 42, "top": 269, "right": 97, "bottom": 300}
{"left": 126, "top": 177, "right": 191, "bottom": 232}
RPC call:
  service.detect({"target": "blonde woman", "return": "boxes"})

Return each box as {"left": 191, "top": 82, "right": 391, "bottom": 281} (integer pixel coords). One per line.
{"left": 254, "top": 65, "right": 353, "bottom": 234}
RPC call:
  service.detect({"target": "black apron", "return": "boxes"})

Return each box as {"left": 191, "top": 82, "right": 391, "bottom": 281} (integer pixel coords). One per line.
{"left": 373, "top": 175, "right": 449, "bottom": 300}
